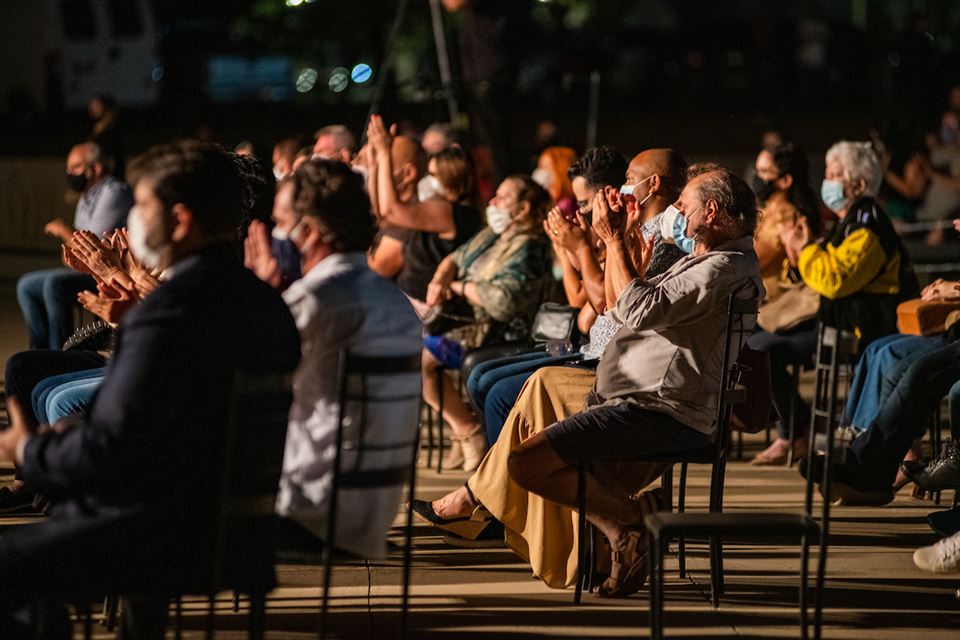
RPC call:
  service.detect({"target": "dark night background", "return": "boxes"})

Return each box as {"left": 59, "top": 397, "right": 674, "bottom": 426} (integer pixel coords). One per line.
{"left": 1, "top": 0, "right": 959, "bottom": 161}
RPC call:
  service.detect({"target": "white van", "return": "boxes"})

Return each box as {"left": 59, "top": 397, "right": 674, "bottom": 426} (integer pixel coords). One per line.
{"left": 0, "top": 0, "right": 160, "bottom": 111}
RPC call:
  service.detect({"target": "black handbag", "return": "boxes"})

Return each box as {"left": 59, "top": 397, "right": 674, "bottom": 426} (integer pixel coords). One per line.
{"left": 62, "top": 321, "right": 115, "bottom": 352}
{"left": 422, "top": 297, "right": 476, "bottom": 336}
{"left": 530, "top": 302, "right": 580, "bottom": 346}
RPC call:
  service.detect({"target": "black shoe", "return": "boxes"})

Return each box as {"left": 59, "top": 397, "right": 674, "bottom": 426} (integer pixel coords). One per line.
{"left": 899, "top": 459, "right": 927, "bottom": 480}
{"left": 910, "top": 440, "right": 960, "bottom": 492}
{"left": 0, "top": 485, "right": 38, "bottom": 515}
{"left": 928, "top": 507, "right": 960, "bottom": 537}
{"left": 410, "top": 499, "right": 470, "bottom": 526}
{"left": 800, "top": 455, "right": 893, "bottom": 506}
{"left": 442, "top": 519, "right": 506, "bottom": 549}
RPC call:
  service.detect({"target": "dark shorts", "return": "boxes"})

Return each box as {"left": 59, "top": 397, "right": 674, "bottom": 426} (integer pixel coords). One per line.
{"left": 544, "top": 402, "right": 712, "bottom": 465}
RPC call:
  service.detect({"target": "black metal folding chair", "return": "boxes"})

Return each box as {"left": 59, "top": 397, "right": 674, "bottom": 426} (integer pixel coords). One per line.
{"left": 99, "top": 371, "right": 293, "bottom": 640}
{"left": 319, "top": 351, "right": 422, "bottom": 640}
{"left": 644, "top": 322, "right": 858, "bottom": 640}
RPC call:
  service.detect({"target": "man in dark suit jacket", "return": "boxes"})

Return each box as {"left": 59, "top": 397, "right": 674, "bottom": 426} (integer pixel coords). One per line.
{"left": 0, "top": 143, "right": 301, "bottom": 638}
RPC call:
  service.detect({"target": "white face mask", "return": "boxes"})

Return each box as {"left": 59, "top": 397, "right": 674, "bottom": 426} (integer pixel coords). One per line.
{"left": 417, "top": 175, "right": 443, "bottom": 202}
{"left": 619, "top": 174, "right": 653, "bottom": 198}
{"left": 531, "top": 167, "right": 555, "bottom": 189}
{"left": 311, "top": 152, "right": 330, "bottom": 161}
{"left": 271, "top": 225, "right": 289, "bottom": 241}
{"left": 127, "top": 205, "right": 171, "bottom": 271}
{"left": 485, "top": 204, "right": 513, "bottom": 234}
{"left": 273, "top": 165, "right": 286, "bottom": 181}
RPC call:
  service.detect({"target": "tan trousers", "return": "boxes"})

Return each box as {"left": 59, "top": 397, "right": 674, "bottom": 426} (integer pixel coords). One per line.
{"left": 467, "top": 366, "right": 666, "bottom": 589}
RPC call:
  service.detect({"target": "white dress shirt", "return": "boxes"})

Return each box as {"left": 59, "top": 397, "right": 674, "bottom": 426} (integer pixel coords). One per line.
{"left": 275, "top": 252, "right": 422, "bottom": 559}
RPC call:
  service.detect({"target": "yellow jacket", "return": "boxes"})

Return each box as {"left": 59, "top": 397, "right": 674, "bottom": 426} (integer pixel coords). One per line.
{"left": 798, "top": 227, "right": 903, "bottom": 300}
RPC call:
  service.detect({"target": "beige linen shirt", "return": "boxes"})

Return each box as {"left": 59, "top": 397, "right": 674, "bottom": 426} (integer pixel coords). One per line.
{"left": 593, "top": 235, "right": 763, "bottom": 435}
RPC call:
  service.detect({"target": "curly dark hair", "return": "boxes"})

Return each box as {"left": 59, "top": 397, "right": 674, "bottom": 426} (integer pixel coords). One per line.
{"left": 126, "top": 141, "right": 245, "bottom": 238}
{"left": 290, "top": 159, "right": 375, "bottom": 252}
{"left": 567, "top": 146, "right": 628, "bottom": 191}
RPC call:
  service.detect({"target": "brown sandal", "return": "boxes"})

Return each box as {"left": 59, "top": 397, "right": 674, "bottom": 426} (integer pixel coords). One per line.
{"left": 596, "top": 529, "right": 648, "bottom": 598}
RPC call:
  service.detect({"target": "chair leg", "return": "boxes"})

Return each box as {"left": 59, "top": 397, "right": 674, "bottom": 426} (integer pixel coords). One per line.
{"left": 574, "top": 463, "right": 587, "bottom": 604}
{"left": 436, "top": 368, "right": 445, "bottom": 474}
{"left": 678, "top": 462, "right": 687, "bottom": 579}
{"left": 233, "top": 589, "right": 241, "bottom": 613}
{"left": 736, "top": 431, "right": 744, "bottom": 460}
{"left": 103, "top": 593, "right": 120, "bottom": 631}
{"left": 425, "top": 400, "right": 435, "bottom": 469}
{"left": 81, "top": 601, "right": 93, "bottom": 640}
{"left": 648, "top": 533, "right": 665, "bottom": 640}
{"left": 248, "top": 592, "right": 266, "bottom": 640}
{"left": 206, "top": 594, "right": 215, "bottom": 640}
{"left": 174, "top": 596, "right": 183, "bottom": 640}
{"left": 787, "top": 363, "right": 800, "bottom": 467}
{"left": 800, "top": 533, "right": 810, "bottom": 640}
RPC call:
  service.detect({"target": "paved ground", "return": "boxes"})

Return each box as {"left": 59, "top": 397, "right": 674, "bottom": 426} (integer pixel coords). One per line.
{"left": 1, "top": 284, "right": 959, "bottom": 638}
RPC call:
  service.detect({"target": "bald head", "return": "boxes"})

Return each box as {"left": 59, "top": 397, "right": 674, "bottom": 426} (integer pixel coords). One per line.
{"left": 391, "top": 135, "right": 426, "bottom": 203}
{"left": 66, "top": 142, "right": 106, "bottom": 192}
{"left": 391, "top": 135, "right": 426, "bottom": 176}
{"left": 626, "top": 148, "right": 687, "bottom": 201}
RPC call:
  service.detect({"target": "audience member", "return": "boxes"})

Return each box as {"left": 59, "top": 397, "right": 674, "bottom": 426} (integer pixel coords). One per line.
{"left": 245, "top": 159, "right": 422, "bottom": 556}
{"left": 421, "top": 175, "right": 553, "bottom": 470}
{"left": 0, "top": 142, "right": 301, "bottom": 637}
{"left": 781, "top": 141, "right": 918, "bottom": 351}
{"left": 532, "top": 146, "right": 577, "bottom": 211}
{"left": 365, "top": 133, "right": 428, "bottom": 280}
{"left": 421, "top": 122, "right": 461, "bottom": 156}
{"left": 16, "top": 142, "right": 133, "bottom": 349}
{"left": 367, "top": 115, "right": 483, "bottom": 310}
{"left": 312, "top": 124, "right": 356, "bottom": 163}
{"left": 747, "top": 142, "right": 824, "bottom": 465}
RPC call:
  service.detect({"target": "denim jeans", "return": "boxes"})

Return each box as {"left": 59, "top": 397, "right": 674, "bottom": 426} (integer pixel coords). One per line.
{"left": 16, "top": 269, "right": 96, "bottom": 350}
{"left": 841, "top": 333, "right": 944, "bottom": 430}
{"left": 466, "top": 350, "right": 581, "bottom": 444}
{"left": 847, "top": 340, "right": 960, "bottom": 489}
{"left": 4, "top": 350, "right": 108, "bottom": 425}
{"left": 32, "top": 368, "right": 105, "bottom": 424}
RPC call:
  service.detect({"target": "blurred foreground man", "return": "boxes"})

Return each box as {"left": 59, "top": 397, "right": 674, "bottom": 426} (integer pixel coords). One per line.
{"left": 0, "top": 143, "right": 300, "bottom": 638}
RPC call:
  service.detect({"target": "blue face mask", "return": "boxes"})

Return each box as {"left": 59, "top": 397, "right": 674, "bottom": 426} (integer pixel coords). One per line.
{"left": 820, "top": 179, "right": 848, "bottom": 213}
{"left": 661, "top": 204, "right": 702, "bottom": 254}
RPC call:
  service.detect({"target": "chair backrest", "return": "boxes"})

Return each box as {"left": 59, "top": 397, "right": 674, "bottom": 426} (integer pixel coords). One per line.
{"left": 331, "top": 352, "right": 423, "bottom": 490}
{"left": 712, "top": 294, "right": 760, "bottom": 461}
{"left": 209, "top": 371, "right": 294, "bottom": 594}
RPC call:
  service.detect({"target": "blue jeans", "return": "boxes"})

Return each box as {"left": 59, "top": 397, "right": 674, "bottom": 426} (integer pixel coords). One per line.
{"left": 466, "top": 351, "right": 581, "bottom": 443}
{"left": 466, "top": 351, "right": 553, "bottom": 412}
{"left": 16, "top": 269, "right": 96, "bottom": 350}
{"left": 32, "top": 368, "right": 105, "bottom": 424}
{"left": 847, "top": 341, "right": 960, "bottom": 489}
{"left": 841, "top": 333, "right": 944, "bottom": 430}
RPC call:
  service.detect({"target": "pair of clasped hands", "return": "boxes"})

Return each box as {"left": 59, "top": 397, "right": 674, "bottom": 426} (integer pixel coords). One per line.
{"left": 544, "top": 187, "right": 656, "bottom": 278}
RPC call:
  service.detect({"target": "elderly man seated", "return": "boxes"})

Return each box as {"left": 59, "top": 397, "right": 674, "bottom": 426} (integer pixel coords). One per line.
{"left": 414, "top": 166, "right": 763, "bottom": 598}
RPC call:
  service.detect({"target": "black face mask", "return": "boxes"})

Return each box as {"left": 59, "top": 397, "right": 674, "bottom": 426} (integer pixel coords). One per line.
{"left": 66, "top": 172, "right": 88, "bottom": 193}
{"left": 751, "top": 174, "right": 779, "bottom": 204}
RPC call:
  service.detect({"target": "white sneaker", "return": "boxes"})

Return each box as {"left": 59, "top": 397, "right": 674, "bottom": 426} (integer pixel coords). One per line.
{"left": 913, "top": 531, "right": 960, "bottom": 573}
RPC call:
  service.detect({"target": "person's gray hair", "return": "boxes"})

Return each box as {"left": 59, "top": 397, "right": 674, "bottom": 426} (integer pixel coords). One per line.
{"left": 695, "top": 168, "right": 758, "bottom": 238}
{"left": 825, "top": 141, "right": 882, "bottom": 197}
{"left": 313, "top": 124, "right": 357, "bottom": 154}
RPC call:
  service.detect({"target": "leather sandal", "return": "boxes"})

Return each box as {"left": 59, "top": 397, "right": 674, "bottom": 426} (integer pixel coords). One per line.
{"left": 596, "top": 529, "right": 648, "bottom": 598}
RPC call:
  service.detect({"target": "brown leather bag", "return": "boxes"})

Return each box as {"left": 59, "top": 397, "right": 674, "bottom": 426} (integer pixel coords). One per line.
{"left": 730, "top": 345, "right": 773, "bottom": 434}
{"left": 896, "top": 298, "right": 960, "bottom": 336}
